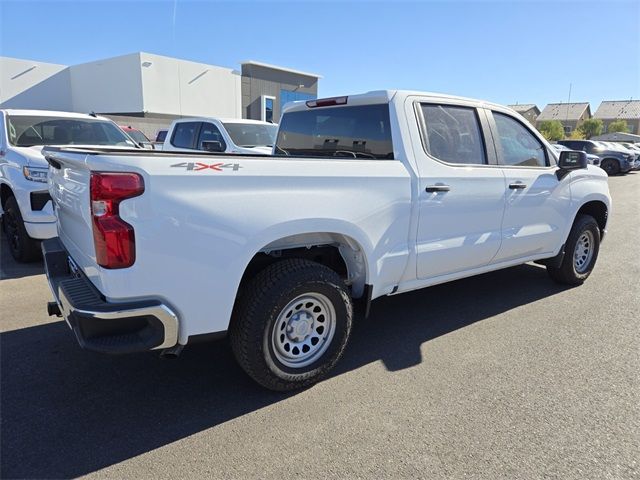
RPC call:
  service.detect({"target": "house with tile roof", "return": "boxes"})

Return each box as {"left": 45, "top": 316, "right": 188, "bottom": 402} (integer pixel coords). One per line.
{"left": 593, "top": 100, "right": 640, "bottom": 135}
{"left": 507, "top": 104, "right": 540, "bottom": 125}
{"left": 537, "top": 102, "right": 591, "bottom": 136}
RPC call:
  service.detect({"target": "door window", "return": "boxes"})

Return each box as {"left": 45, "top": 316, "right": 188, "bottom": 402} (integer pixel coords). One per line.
{"left": 493, "top": 113, "right": 547, "bottom": 167}
{"left": 421, "top": 104, "right": 486, "bottom": 165}
{"left": 171, "top": 122, "right": 200, "bottom": 149}
{"left": 197, "top": 123, "right": 226, "bottom": 151}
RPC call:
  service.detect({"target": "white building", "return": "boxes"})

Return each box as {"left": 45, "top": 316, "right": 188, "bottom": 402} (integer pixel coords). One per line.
{"left": 1, "top": 53, "right": 320, "bottom": 139}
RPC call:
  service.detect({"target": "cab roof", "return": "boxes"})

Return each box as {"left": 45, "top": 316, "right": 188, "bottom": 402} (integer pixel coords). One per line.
{"left": 1, "top": 109, "right": 112, "bottom": 121}
{"left": 281, "top": 90, "right": 509, "bottom": 114}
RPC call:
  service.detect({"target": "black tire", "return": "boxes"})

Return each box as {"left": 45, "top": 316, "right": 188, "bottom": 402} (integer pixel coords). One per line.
{"left": 2, "top": 196, "right": 41, "bottom": 262}
{"left": 230, "top": 258, "right": 353, "bottom": 391}
{"left": 547, "top": 214, "right": 600, "bottom": 285}
{"left": 600, "top": 158, "right": 620, "bottom": 176}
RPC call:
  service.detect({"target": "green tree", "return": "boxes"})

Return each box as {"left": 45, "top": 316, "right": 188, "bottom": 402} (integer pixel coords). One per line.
{"left": 537, "top": 120, "right": 565, "bottom": 141}
{"left": 578, "top": 118, "right": 603, "bottom": 139}
{"left": 607, "top": 119, "right": 629, "bottom": 134}
{"left": 569, "top": 129, "right": 586, "bottom": 140}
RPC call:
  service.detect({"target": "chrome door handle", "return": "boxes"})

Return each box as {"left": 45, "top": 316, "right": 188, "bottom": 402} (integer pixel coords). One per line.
{"left": 425, "top": 185, "right": 451, "bottom": 193}
{"left": 508, "top": 182, "right": 527, "bottom": 190}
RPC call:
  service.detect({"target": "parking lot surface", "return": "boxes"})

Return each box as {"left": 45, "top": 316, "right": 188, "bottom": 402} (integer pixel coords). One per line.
{"left": 1, "top": 174, "right": 638, "bottom": 479}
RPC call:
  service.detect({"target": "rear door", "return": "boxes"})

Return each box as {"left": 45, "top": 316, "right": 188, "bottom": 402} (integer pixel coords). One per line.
{"left": 487, "top": 109, "right": 570, "bottom": 262}
{"left": 168, "top": 121, "right": 201, "bottom": 150}
{"left": 410, "top": 99, "right": 507, "bottom": 279}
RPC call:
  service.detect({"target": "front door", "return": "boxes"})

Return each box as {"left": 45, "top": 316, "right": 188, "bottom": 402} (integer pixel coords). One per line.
{"left": 487, "top": 110, "right": 570, "bottom": 262}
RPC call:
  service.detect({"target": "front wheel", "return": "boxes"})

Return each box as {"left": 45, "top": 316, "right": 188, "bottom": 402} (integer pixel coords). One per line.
{"left": 600, "top": 158, "right": 620, "bottom": 176}
{"left": 547, "top": 214, "right": 600, "bottom": 285}
{"left": 230, "top": 259, "right": 353, "bottom": 391}
{"left": 2, "top": 196, "right": 41, "bottom": 262}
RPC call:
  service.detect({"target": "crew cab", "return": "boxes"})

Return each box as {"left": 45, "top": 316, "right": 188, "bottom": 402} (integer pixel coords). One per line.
{"left": 162, "top": 117, "right": 277, "bottom": 154}
{"left": 0, "top": 109, "right": 137, "bottom": 261}
{"left": 42, "top": 91, "right": 611, "bottom": 391}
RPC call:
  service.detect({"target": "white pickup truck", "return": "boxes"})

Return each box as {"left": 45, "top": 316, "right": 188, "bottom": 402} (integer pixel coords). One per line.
{"left": 162, "top": 117, "right": 277, "bottom": 154}
{"left": 42, "top": 91, "right": 611, "bottom": 391}
{"left": 0, "top": 110, "right": 138, "bottom": 261}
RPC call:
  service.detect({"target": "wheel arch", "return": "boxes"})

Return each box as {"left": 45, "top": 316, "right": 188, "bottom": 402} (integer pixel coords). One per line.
{"left": 239, "top": 231, "right": 371, "bottom": 301}
{"left": 575, "top": 199, "right": 608, "bottom": 237}
{"left": 0, "top": 182, "right": 15, "bottom": 209}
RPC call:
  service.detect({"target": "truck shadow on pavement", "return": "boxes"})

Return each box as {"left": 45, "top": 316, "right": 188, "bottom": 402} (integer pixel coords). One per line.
{"left": 0, "top": 263, "right": 572, "bottom": 479}
{"left": 0, "top": 232, "right": 44, "bottom": 280}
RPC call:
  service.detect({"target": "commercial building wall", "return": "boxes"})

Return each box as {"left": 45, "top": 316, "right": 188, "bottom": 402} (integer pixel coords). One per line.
{"left": 139, "top": 53, "right": 241, "bottom": 118}
{"left": 241, "top": 63, "right": 318, "bottom": 122}
{"left": 1, "top": 55, "right": 318, "bottom": 125}
{"left": 0, "top": 57, "right": 71, "bottom": 110}
{"left": 69, "top": 53, "right": 144, "bottom": 113}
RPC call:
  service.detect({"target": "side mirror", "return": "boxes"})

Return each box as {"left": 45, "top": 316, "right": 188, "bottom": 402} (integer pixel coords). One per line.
{"left": 201, "top": 140, "right": 224, "bottom": 152}
{"left": 557, "top": 150, "right": 587, "bottom": 180}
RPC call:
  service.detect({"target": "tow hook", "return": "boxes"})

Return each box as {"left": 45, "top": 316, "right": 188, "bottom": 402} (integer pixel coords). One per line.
{"left": 47, "top": 302, "right": 62, "bottom": 317}
{"left": 160, "top": 344, "right": 184, "bottom": 359}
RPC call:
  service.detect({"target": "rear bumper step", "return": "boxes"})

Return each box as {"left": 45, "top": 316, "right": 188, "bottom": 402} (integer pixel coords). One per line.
{"left": 42, "top": 237, "right": 179, "bottom": 354}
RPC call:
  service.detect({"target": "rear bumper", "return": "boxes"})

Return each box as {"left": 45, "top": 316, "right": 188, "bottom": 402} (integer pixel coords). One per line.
{"left": 42, "top": 237, "right": 179, "bottom": 354}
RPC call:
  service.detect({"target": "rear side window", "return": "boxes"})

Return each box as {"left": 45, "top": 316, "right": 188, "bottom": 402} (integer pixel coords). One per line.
{"left": 493, "top": 113, "right": 547, "bottom": 167}
{"left": 275, "top": 104, "right": 394, "bottom": 159}
{"left": 197, "top": 123, "right": 226, "bottom": 151}
{"left": 421, "top": 104, "right": 486, "bottom": 165}
{"left": 171, "top": 122, "right": 200, "bottom": 149}
{"left": 156, "top": 130, "right": 168, "bottom": 142}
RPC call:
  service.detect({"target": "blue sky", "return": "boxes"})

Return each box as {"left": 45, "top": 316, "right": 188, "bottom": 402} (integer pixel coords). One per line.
{"left": 1, "top": 0, "right": 638, "bottom": 110}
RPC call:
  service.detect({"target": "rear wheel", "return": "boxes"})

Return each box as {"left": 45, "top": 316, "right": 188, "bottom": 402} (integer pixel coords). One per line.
{"left": 2, "top": 196, "right": 41, "bottom": 262}
{"left": 547, "top": 214, "right": 600, "bottom": 285}
{"left": 600, "top": 158, "right": 620, "bottom": 176}
{"left": 230, "top": 259, "right": 353, "bottom": 391}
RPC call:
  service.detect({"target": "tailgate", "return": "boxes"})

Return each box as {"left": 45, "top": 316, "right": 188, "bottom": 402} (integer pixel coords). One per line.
{"left": 45, "top": 149, "right": 97, "bottom": 276}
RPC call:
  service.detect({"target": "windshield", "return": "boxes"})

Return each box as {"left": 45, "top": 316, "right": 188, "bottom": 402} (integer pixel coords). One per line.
{"left": 7, "top": 115, "right": 136, "bottom": 147}
{"left": 222, "top": 122, "right": 277, "bottom": 148}
{"left": 124, "top": 128, "right": 150, "bottom": 144}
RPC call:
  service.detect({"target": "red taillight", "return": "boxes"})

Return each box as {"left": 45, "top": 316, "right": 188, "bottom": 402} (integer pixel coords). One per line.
{"left": 90, "top": 172, "right": 144, "bottom": 269}
{"left": 305, "top": 96, "right": 348, "bottom": 108}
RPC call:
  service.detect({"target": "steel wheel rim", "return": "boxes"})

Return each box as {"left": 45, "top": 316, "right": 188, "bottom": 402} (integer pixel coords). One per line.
{"left": 573, "top": 230, "right": 594, "bottom": 273}
{"left": 271, "top": 292, "right": 336, "bottom": 368}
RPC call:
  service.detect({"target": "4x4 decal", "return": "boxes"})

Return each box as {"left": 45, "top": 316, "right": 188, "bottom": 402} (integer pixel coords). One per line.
{"left": 171, "top": 162, "right": 242, "bottom": 172}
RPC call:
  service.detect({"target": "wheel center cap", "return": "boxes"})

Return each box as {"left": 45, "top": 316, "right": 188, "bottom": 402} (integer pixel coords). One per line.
{"left": 288, "top": 313, "right": 313, "bottom": 341}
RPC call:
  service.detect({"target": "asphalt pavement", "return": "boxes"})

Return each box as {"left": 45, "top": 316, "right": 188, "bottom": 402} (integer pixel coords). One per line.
{"left": 1, "top": 174, "right": 638, "bottom": 479}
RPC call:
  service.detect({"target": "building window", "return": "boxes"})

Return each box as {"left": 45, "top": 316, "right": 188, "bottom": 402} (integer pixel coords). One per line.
{"left": 564, "top": 125, "right": 572, "bottom": 135}
{"left": 280, "top": 89, "right": 316, "bottom": 113}
{"left": 261, "top": 95, "right": 275, "bottom": 123}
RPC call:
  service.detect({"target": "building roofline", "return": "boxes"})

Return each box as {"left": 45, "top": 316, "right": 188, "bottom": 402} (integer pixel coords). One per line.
{"left": 543, "top": 102, "right": 590, "bottom": 106}
{"left": 241, "top": 60, "right": 322, "bottom": 79}
{"left": 597, "top": 99, "right": 639, "bottom": 103}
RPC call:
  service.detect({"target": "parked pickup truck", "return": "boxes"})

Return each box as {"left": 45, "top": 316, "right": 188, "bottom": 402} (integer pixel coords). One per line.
{"left": 0, "top": 109, "right": 137, "bottom": 262}
{"left": 162, "top": 117, "right": 277, "bottom": 154}
{"left": 42, "top": 91, "right": 611, "bottom": 391}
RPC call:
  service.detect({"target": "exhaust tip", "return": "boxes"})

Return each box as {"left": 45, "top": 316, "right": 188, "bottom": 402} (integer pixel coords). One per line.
{"left": 160, "top": 344, "right": 184, "bottom": 359}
